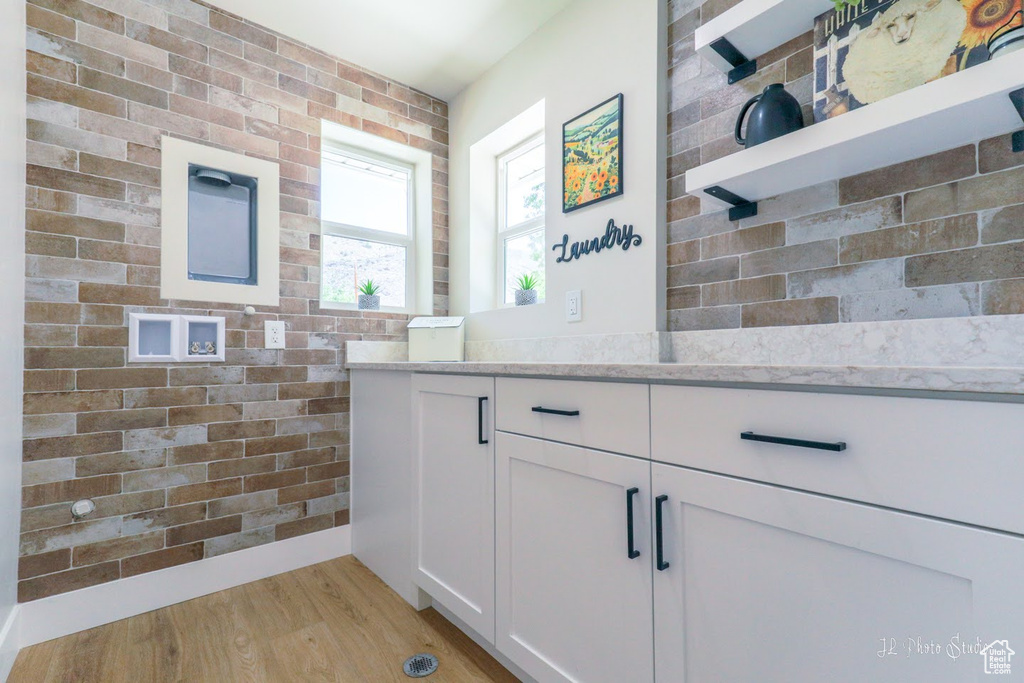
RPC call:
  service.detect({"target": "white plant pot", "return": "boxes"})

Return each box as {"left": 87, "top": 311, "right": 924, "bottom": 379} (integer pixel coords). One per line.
{"left": 358, "top": 294, "right": 380, "bottom": 311}
{"left": 515, "top": 289, "right": 538, "bottom": 306}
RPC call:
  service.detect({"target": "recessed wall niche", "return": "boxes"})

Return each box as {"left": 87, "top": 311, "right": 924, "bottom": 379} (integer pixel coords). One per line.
{"left": 128, "top": 313, "right": 180, "bottom": 363}
{"left": 181, "top": 315, "right": 226, "bottom": 363}
{"left": 128, "top": 313, "right": 225, "bottom": 363}
{"left": 160, "top": 136, "right": 281, "bottom": 307}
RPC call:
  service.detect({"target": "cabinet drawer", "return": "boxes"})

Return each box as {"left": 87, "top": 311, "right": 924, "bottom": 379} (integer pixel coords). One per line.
{"left": 651, "top": 385, "right": 1024, "bottom": 534}
{"left": 496, "top": 378, "right": 650, "bottom": 458}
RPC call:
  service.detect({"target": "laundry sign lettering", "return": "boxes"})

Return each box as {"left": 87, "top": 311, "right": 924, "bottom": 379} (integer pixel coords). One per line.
{"left": 552, "top": 219, "right": 642, "bottom": 264}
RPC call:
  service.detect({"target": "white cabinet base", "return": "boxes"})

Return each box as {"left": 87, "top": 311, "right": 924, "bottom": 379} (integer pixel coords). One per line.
{"left": 351, "top": 370, "right": 429, "bottom": 610}
{"left": 652, "top": 463, "right": 1024, "bottom": 683}
{"left": 431, "top": 602, "right": 538, "bottom": 683}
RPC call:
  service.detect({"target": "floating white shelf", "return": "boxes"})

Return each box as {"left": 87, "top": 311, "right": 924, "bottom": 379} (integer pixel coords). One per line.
{"left": 685, "top": 51, "right": 1024, "bottom": 212}
{"left": 695, "top": 0, "right": 833, "bottom": 75}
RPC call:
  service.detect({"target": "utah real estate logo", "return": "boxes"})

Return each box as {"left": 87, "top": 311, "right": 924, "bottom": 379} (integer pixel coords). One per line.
{"left": 981, "top": 640, "right": 1014, "bottom": 675}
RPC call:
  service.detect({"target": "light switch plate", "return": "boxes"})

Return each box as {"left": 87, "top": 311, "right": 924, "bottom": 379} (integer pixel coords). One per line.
{"left": 566, "top": 290, "right": 582, "bottom": 322}
{"left": 264, "top": 320, "right": 286, "bottom": 349}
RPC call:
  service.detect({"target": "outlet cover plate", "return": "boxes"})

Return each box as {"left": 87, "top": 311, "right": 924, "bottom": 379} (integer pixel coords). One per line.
{"left": 566, "top": 290, "right": 581, "bottom": 323}
{"left": 264, "top": 320, "right": 286, "bottom": 349}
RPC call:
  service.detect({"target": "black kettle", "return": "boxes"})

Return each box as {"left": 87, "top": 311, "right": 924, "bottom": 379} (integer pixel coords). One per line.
{"left": 734, "top": 83, "right": 804, "bottom": 148}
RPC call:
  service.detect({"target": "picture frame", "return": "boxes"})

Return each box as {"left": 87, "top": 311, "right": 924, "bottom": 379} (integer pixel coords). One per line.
{"left": 812, "top": 0, "right": 1023, "bottom": 123}
{"left": 562, "top": 93, "right": 623, "bottom": 213}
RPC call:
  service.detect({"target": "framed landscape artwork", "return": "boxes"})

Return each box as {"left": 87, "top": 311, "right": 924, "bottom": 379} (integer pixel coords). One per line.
{"left": 562, "top": 93, "right": 623, "bottom": 213}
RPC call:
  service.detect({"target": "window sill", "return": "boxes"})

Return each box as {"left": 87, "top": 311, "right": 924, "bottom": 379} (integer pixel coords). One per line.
{"left": 319, "top": 301, "right": 413, "bottom": 315}
{"left": 496, "top": 300, "right": 546, "bottom": 310}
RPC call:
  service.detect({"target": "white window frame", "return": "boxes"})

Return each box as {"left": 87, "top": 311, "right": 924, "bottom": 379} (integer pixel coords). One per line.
{"left": 497, "top": 132, "right": 545, "bottom": 307}
{"left": 320, "top": 145, "right": 416, "bottom": 314}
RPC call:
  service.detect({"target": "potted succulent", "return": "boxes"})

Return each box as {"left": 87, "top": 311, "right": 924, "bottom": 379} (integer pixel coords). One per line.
{"left": 514, "top": 273, "right": 539, "bottom": 307}
{"left": 357, "top": 279, "right": 381, "bottom": 311}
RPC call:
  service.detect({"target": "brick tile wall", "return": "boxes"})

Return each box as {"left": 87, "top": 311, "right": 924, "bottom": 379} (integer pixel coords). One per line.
{"left": 22, "top": 0, "right": 449, "bottom": 601}
{"left": 667, "top": 0, "right": 1024, "bottom": 330}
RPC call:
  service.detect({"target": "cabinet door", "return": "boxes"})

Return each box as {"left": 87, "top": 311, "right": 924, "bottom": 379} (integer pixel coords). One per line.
{"left": 496, "top": 432, "right": 653, "bottom": 683}
{"left": 412, "top": 374, "right": 495, "bottom": 641}
{"left": 652, "top": 463, "right": 1024, "bottom": 683}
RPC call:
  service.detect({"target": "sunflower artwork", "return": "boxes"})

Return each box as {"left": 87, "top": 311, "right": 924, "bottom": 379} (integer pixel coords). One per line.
{"left": 562, "top": 94, "right": 623, "bottom": 213}
{"left": 812, "top": 0, "right": 1022, "bottom": 122}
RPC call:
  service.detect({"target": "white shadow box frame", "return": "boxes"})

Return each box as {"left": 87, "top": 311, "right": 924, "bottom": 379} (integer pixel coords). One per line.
{"left": 160, "top": 136, "right": 280, "bottom": 307}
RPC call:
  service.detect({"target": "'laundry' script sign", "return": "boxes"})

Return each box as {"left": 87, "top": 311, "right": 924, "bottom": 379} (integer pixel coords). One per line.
{"left": 552, "top": 219, "right": 642, "bottom": 264}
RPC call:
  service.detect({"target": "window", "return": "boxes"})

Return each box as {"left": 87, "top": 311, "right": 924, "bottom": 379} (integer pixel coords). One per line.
{"left": 498, "top": 134, "right": 545, "bottom": 305}
{"left": 320, "top": 148, "right": 414, "bottom": 310}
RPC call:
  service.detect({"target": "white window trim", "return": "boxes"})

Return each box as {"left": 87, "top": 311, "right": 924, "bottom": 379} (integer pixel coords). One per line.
{"left": 496, "top": 132, "right": 545, "bottom": 307}
{"left": 160, "top": 136, "right": 280, "bottom": 306}
{"left": 318, "top": 120, "right": 434, "bottom": 316}
{"left": 320, "top": 146, "right": 415, "bottom": 314}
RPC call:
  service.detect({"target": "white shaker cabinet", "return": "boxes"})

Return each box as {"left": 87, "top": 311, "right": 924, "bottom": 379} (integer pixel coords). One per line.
{"left": 495, "top": 432, "right": 654, "bottom": 683}
{"left": 388, "top": 371, "right": 1024, "bottom": 683}
{"left": 411, "top": 374, "right": 496, "bottom": 641}
{"left": 652, "top": 462, "right": 1024, "bottom": 683}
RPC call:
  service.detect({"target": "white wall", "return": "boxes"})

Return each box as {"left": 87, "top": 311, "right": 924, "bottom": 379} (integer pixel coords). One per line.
{"left": 449, "top": 0, "right": 667, "bottom": 341}
{"left": 0, "top": 0, "right": 25, "bottom": 674}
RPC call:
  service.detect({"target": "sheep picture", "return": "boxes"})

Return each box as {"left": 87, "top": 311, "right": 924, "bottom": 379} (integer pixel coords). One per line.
{"left": 842, "top": 0, "right": 967, "bottom": 104}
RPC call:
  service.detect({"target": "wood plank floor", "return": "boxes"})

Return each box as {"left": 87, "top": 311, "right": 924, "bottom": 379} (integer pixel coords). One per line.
{"left": 10, "top": 555, "right": 518, "bottom": 682}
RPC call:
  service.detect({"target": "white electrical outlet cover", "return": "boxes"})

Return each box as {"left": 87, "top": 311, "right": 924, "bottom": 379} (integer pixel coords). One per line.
{"left": 566, "top": 290, "right": 582, "bottom": 322}
{"left": 264, "top": 320, "right": 286, "bottom": 349}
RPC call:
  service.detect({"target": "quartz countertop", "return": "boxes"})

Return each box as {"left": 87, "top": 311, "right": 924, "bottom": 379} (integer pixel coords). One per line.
{"left": 345, "top": 316, "right": 1024, "bottom": 397}
{"left": 344, "top": 360, "right": 1024, "bottom": 397}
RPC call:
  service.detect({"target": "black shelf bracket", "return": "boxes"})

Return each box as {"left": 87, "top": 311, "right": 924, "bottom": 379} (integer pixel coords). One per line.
{"left": 709, "top": 37, "right": 757, "bottom": 84}
{"left": 704, "top": 185, "right": 758, "bottom": 221}
{"left": 1011, "top": 88, "right": 1024, "bottom": 154}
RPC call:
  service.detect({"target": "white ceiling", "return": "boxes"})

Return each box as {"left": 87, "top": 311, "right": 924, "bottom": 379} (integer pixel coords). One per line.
{"left": 202, "top": 0, "right": 574, "bottom": 101}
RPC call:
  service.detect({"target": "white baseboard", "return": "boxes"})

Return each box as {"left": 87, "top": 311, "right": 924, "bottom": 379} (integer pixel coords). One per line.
{"left": 0, "top": 606, "right": 19, "bottom": 683}
{"left": 18, "top": 525, "right": 350, "bottom": 649}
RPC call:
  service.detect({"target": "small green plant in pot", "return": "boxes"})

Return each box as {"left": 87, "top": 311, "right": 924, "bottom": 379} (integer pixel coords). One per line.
{"left": 514, "top": 273, "right": 539, "bottom": 307}
{"left": 357, "top": 279, "right": 381, "bottom": 311}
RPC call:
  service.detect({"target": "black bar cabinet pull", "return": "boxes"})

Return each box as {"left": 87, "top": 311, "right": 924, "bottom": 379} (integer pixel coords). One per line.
{"left": 655, "top": 495, "right": 669, "bottom": 571}
{"left": 531, "top": 406, "right": 580, "bottom": 417}
{"left": 740, "top": 431, "right": 846, "bottom": 452}
{"left": 626, "top": 487, "right": 640, "bottom": 559}
{"left": 478, "top": 397, "right": 488, "bottom": 445}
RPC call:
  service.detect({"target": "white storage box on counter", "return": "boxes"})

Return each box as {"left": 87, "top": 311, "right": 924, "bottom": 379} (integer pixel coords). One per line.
{"left": 408, "top": 316, "right": 465, "bottom": 362}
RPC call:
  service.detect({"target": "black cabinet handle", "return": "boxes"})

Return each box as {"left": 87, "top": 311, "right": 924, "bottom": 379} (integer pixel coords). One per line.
{"left": 655, "top": 495, "right": 669, "bottom": 571}
{"left": 531, "top": 406, "right": 580, "bottom": 417}
{"left": 626, "top": 487, "right": 640, "bottom": 560}
{"left": 478, "top": 397, "right": 488, "bottom": 445}
{"left": 740, "top": 431, "right": 846, "bottom": 452}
